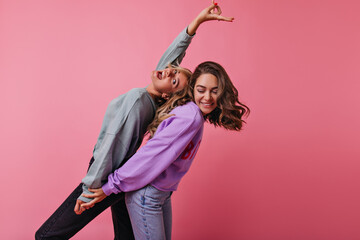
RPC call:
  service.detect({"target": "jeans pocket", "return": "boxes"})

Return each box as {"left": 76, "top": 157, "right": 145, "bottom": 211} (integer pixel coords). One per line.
{"left": 144, "top": 185, "right": 171, "bottom": 204}
{"left": 125, "top": 187, "right": 147, "bottom": 205}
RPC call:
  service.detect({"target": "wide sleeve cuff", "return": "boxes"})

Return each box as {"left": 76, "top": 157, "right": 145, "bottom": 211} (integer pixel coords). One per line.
{"left": 184, "top": 26, "right": 196, "bottom": 38}
{"left": 102, "top": 182, "right": 119, "bottom": 196}
{"left": 77, "top": 185, "right": 94, "bottom": 202}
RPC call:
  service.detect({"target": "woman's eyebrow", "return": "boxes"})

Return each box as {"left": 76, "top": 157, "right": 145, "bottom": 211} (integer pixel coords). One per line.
{"left": 196, "top": 85, "right": 218, "bottom": 90}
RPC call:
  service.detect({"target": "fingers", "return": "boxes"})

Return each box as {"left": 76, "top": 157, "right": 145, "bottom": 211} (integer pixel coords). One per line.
{"left": 81, "top": 201, "right": 95, "bottom": 209}
{"left": 211, "top": 3, "right": 222, "bottom": 15}
{"left": 74, "top": 201, "right": 80, "bottom": 213}
{"left": 215, "top": 5, "right": 222, "bottom": 16}
{"left": 74, "top": 197, "right": 97, "bottom": 215}
{"left": 74, "top": 201, "right": 86, "bottom": 215}
{"left": 82, "top": 188, "right": 101, "bottom": 198}
{"left": 88, "top": 188, "right": 98, "bottom": 193}
{"left": 81, "top": 198, "right": 97, "bottom": 210}
{"left": 77, "top": 207, "right": 85, "bottom": 215}
{"left": 208, "top": 3, "right": 229, "bottom": 21}
{"left": 88, "top": 188, "right": 103, "bottom": 193}
{"left": 82, "top": 193, "right": 98, "bottom": 198}
{"left": 208, "top": 3, "right": 218, "bottom": 14}
{"left": 217, "top": 15, "right": 234, "bottom": 22}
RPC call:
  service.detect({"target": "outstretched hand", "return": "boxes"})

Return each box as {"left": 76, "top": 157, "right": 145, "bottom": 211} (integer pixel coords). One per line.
{"left": 198, "top": 0, "right": 234, "bottom": 23}
{"left": 187, "top": 0, "right": 234, "bottom": 35}
{"left": 78, "top": 188, "right": 107, "bottom": 212}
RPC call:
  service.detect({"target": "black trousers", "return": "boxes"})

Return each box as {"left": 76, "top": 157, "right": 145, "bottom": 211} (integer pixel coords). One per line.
{"left": 35, "top": 158, "right": 134, "bottom": 240}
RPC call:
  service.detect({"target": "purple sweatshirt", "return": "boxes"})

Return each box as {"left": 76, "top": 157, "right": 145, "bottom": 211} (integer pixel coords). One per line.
{"left": 102, "top": 101, "right": 204, "bottom": 195}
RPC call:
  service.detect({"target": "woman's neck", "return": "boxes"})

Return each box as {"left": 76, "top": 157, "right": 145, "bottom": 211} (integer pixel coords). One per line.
{"left": 146, "top": 84, "right": 162, "bottom": 101}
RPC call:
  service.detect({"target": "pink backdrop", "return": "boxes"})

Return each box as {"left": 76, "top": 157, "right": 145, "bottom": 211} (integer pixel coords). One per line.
{"left": 1, "top": 0, "right": 360, "bottom": 239}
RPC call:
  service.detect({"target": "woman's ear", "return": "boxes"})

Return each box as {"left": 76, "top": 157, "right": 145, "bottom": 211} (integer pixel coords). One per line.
{"left": 161, "top": 93, "right": 170, "bottom": 100}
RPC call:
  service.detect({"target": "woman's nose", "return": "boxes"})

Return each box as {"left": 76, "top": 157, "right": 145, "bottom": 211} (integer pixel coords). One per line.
{"left": 204, "top": 92, "right": 211, "bottom": 100}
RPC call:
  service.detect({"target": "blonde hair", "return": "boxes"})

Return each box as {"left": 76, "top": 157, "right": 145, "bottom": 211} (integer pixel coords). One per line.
{"left": 168, "top": 63, "right": 192, "bottom": 81}
{"left": 153, "top": 63, "right": 192, "bottom": 107}
{"left": 148, "top": 63, "right": 193, "bottom": 138}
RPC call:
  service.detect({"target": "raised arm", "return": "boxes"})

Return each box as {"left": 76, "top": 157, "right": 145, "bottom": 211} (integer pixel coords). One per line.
{"left": 156, "top": 1, "right": 234, "bottom": 70}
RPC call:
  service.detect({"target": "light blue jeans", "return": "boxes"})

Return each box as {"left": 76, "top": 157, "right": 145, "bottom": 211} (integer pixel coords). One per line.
{"left": 125, "top": 185, "right": 172, "bottom": 240}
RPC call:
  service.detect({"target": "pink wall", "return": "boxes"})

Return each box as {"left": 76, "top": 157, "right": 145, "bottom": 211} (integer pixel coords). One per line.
{"left": 1, "top": 0, "right": 360, "bottom": 239}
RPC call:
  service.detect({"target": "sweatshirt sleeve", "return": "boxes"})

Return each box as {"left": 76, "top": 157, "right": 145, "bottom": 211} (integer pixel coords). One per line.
{"left": 78, "top": 99, "right": 146, "bottom": 202}
{"left": 102, "top": 106, "right": 203, "bottom": 195}
{"left": 155, "top": 27, "right": 194, "bottom": 71}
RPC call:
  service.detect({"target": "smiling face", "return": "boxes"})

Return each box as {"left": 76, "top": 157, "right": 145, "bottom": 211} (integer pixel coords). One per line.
{"left": 194, "top": 73, "right": 219, "bottom": 115}
{"left": 150, "top": 67, "right": 188, "bottom": 95}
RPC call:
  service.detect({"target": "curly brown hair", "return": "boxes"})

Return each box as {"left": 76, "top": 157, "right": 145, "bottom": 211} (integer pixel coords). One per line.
{"left": 148, "top": 61, "right": 249, "bottom": 137}
{"left": 188, "top": 61, "right": 249, "bottom": 131}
